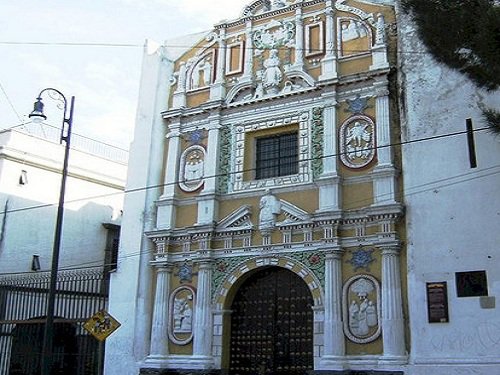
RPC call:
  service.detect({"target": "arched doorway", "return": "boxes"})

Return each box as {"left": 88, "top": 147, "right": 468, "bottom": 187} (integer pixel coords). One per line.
{"left": 229, "top": 267, "right": 314, "bottom": 375}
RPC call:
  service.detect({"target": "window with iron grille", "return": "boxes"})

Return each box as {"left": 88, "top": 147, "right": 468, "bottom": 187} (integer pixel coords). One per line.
{"left": 255, "top": 132, "right": 298, "bottom": 179}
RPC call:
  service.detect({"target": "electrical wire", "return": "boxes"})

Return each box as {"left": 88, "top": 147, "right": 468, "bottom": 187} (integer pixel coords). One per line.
{"left": 0, "top": 124, "right": 493, "bottom": 218}
{"left": 0, "top": 80, "right": 23, "bottom": 123}
{"left": 0, "top": 40, "right": 432, "bottom": 56}
{"left": 2, "top": 160, "right": 500, "bottom": 277}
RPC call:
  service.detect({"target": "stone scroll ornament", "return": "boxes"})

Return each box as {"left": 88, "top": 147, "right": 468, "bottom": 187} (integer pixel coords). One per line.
{"left": 179, "top": 145, "right": 206, "bottom": 192}
{"left": 168, "top": 286, "right": 196, "bottom": 345}
{"left": 342, "top": 274, "right": 381, "bottom": 344}
{"left": 339, "top": 114, "right": 376, "bottom": 169}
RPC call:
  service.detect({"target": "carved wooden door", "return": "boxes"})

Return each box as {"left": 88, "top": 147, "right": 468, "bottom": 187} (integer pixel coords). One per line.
{"left": 229, "top": 267, "right": 314, "bottom": 375}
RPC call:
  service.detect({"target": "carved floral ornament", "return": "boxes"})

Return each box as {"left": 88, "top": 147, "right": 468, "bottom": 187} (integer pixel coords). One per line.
{"left": 342, "top": 274, "right": 381, "bottom": 344}
{"left": 339, "top": 114, "right": 376, "bottom": 169}
{"left": 169, "top": 285, "right": 196, "bottom": 345}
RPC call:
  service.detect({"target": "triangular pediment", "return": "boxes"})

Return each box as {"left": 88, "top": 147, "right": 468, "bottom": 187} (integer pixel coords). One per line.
{"left": 217, "top": 205, "right": 254, "bottom": 230}
{"left": 277, "top": 200, "right": 311, "bottom": 225}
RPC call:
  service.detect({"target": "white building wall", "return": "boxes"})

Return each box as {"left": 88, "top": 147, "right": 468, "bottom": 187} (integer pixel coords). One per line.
{"left": 399, "top": 9, "right": 500, "bottom": 375}
{"left": 0, "top": 127, "right": 127, "bottom": 273}
{"left": 104, "top": 40, "right": 173, "bottom": 375}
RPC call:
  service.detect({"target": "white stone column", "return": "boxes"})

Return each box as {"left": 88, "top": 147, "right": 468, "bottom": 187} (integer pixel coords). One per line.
{"left": 317, "top": 94, "right": 341, "bottom": 212}
{"left": 375, "top": 80, "right": 391, "bottom": 166}
{"left": 320, "top": 1, "right": 338, "bottom": 80}
{"left": 157, "top": 122, "right": 181, "bottom": 229}
{"left": 197, "top": 115, "right": 221, "bottom": 225}
{"left": 380, "top": 245, "right": 406, "bottom": 361}
{"left": 320, "top": 249, "right": 345, "bottom": 368}
{"left": 148, "top": 262, "right": 173, "bottom": 358}
{"left": 193, "top": 261, "right": 214, "bottom": 364}
{"left": 294, "top": 7, "right": 305, "bottom": 71}
{"left": 372, "top": 78, "right": 397, "bottom": 205}
{"left": 241, "top": 19, "right": 254, "bottom": 82}
{"left": 211, "top": 28, "right": 227, "bottom": 100}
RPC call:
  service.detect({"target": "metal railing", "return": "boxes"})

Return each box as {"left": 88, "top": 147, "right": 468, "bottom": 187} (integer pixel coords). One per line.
{"left": 0, "top": 268, "right": 108, "bottom": 375}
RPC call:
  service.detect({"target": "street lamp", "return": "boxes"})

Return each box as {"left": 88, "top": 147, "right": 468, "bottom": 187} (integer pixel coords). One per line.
{"left": 29, "top": 88, "right": 75, "bottom": 375}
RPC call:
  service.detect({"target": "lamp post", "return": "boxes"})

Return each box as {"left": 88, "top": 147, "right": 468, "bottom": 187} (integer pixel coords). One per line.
{"left": 29, "top": 88, "right": 75, "bottom": 375}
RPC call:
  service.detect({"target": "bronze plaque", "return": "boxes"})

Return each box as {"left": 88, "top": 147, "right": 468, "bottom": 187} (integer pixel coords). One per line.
{"left": 426, "top": 282, "right": 449, "bottom": 323}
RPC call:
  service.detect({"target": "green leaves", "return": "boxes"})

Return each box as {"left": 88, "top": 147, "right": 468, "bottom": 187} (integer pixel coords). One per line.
{"left": 402, "top": 0, "right": 500, "bottom": 90}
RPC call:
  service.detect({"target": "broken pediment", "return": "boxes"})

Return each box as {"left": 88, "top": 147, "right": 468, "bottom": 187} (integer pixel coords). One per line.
{"left": 276, "top": 200, "right": 311, "bottom": 226}
{"left": 216, "top": 205, "right": 254, "bottom": 231}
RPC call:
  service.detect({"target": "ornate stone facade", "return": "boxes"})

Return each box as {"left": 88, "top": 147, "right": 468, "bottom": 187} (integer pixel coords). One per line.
{"left": 107, "top": 1, "right": 407, "bottom": 375}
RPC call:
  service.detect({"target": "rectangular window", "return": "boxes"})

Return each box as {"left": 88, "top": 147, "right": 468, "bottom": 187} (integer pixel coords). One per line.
{"left": 256, "top": 132, "right": 298, "bottom": 179}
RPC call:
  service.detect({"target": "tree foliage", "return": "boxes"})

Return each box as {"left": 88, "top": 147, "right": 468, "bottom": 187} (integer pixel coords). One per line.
{"left": 402, "top": 0, "right": 500, "bottom": 91}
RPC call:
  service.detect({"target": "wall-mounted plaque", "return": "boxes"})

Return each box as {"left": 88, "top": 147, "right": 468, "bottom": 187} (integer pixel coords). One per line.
{"left": 426, "top": 282, "right": 449, "bottom": 323}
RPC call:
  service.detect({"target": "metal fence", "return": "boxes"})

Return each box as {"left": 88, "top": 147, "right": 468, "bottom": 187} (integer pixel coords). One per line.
{"left": 0, "top": 268, "right": 108, "bottom": 375}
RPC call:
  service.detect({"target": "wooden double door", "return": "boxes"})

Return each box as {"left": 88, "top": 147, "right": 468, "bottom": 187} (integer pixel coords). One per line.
{"left": 229, "top": 267, "right": 314, "bottom": 375}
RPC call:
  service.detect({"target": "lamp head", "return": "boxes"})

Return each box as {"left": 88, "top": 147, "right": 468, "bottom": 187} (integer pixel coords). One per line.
{"left": 29, "top": 97, "right": 47, "bottom": 123}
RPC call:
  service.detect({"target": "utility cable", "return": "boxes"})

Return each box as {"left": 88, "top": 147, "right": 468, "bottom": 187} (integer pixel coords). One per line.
{"left": 0, "top": 124, "right": 494, "bottom": 217}
{"left": 0, "top": 80, "right": 23, "bottom": 123}
{"left": 2, "top": 161, "right": 500, "bottom": 277}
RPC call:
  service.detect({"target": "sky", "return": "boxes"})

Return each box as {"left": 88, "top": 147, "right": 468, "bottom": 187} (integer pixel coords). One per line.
{"left": 0, "top": 0, "right": 250, "bottom": 149}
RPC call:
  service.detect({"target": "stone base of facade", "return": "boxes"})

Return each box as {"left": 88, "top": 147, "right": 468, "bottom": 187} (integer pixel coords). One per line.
{"left": 139, "top": 369, "right": 404, "bottom": 375}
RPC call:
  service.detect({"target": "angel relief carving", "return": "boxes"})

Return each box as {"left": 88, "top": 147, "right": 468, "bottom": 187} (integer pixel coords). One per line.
{"left": 339, "top": 115, "right": 375, "bottom": 169}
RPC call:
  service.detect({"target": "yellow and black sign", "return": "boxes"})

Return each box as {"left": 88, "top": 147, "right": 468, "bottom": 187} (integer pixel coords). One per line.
{"left": 83, "top": 310, "right": 121, "bottom": 341}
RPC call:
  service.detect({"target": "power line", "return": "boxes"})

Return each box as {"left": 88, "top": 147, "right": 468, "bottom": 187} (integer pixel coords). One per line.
{"left": 0, "top": 80, "right": 23, "bottom": 123}
{"left": 0, "top": 124, "right": 493, "bottom": 218}
{"left": 0, "top": 40, "right": 433, "bottom": 56}
{"left": 2, "top": 162, "right": 500, "bottom": 277}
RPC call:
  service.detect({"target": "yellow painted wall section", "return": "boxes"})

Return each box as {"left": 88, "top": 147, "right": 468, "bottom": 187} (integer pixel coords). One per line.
{"left": 342, "top": 182, "right": 373, "bottom": 210}
{"left": 338, "top": 55, "right": 372, "bottom": 76}
{"left": 175, "top": 204, "right": 198, "bottom": 228}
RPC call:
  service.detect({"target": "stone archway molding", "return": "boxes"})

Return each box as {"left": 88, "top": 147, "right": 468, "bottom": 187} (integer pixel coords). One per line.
{"left": 213, "top": 255, "right": 324, "bottom": 310}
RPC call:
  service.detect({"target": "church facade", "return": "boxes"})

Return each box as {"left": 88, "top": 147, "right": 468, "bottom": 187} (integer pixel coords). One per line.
{"left": 105, "top": 1, "right": 406, "bottom": 374}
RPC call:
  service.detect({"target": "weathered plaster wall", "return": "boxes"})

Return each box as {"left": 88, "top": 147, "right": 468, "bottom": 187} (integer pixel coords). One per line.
{"left": 398, "top": 8, "right": 500, "bottom": 375}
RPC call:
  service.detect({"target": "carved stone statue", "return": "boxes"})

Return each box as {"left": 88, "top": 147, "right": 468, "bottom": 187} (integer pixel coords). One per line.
{"left": 263, "top": 49, "right": 282, "bottom": 94}
{"left": 259, "top": 189, "right": 281, "bottom": 231}
{"left": 201, "top": 60, "right": 212, "bottom": 86}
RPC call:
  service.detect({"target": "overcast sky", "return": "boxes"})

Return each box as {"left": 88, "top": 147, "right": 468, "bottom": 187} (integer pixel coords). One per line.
{"left": 0, "top": 0, "right": 249, "bottom": 149}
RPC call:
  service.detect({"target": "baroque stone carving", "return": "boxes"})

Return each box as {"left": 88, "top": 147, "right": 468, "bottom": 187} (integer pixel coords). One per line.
{"left": 259, "top": 189, "right": 281, "bottom": 231}
{"left": 345, "top": 95, "right": 370, "bottom": 114}
{"left": 339, "top": 114, "right": 375, "bottom": 169}
{"left": 342, "top": 274, "right": 381, "bottom": 343}
{"left": 346, "top": 246, "right": 375, "bottom": 271}
{"left": 311, "top": 107, "right": 324, "bottom": 179}
{"left": 253, "top": 20, "right": 295, "bottom": 50}
{"left": 179, "top": 145, "right": 206, "bottom": 192}
{"left": 168, "top": 286, "right": 195, "bottom": 345}
{"left": 262, "top": 49, "right": 283, "bottom": 94}
{"left": 175, "top": 262, "right": 194, "bottom": 284}
{"left": 217, "top": 125, "right": 232, "bottom": 194}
